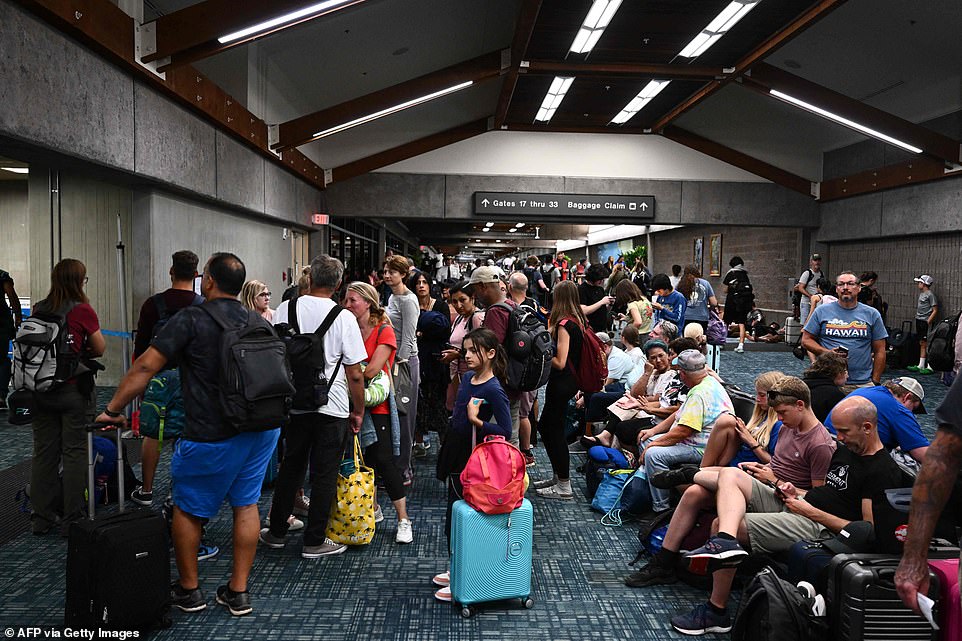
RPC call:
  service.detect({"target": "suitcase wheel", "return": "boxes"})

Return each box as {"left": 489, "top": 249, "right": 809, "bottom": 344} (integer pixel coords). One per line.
{"left": 523, "top": 597, "right": 534, "bottom": 609}
{"left": 460, "top": 606, "right": 473, "bottom": 619}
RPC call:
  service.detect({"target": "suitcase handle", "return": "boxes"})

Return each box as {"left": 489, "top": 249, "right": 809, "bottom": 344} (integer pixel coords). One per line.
{"left": 83, "top": 422, "right": 126, "bottom": 519}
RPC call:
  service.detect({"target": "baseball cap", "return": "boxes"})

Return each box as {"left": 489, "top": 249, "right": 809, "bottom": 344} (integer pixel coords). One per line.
{"left": 810, "top": 253, "right": 822, "bottom": 261}
{"left": 676, "top": 349, "right": 706, "bottom": 372}
{"left": 891, "top": 376, "right": 926, "bottom": 414}
{"left": 466, "top": 266, "right": 502, "bottom": 288}
{"left": 595, "top": 331, "right": 613, "bottom": 346}
{"left": 914, "top": 274, "right": 934, "bottom": 286}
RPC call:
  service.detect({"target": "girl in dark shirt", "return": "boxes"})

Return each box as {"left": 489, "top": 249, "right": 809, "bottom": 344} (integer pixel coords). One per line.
{"left": 433, "top": 327, "right": 511, "bottom": 602}
{"left": 535, "top": 280, "right": 586, "bottom": 500}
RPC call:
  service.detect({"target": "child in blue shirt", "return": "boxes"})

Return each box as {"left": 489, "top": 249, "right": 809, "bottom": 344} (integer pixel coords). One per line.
{"left": 651, "top": 273, "right": 688, "bottom": 328}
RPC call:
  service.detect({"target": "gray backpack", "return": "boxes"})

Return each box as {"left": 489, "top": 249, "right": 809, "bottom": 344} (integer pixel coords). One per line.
{"left": 12, "top": 302, "right": 81, "bottom": 392}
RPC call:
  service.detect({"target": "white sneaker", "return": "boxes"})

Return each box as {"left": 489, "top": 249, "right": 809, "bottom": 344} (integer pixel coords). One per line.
{"left": 262, "top": 515, "right": 304, "bottom": 531}
{"left": 432, "top": 571, "right": 450, "bottom": 587}
{"left": 734, "top": 343, "right": 744, "bottom": 353}
{"left": 396, "top": 519, "right": 413, "bottom": 544}
{"left": 434, "top": 586, "right": 452, "bottom": 602}
{"left": 373, "top": 505, "right": 384, "bottom": 524}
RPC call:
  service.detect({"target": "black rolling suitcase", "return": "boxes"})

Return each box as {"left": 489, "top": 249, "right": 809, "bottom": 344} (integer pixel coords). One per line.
{"left": 65, "top": 423, "right": 171, "bottom": 631}
{"left": 826, "top": 554, "right": 940, "bottom": 641}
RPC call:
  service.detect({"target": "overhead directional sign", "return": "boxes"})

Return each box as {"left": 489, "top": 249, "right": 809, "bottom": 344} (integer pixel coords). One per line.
{"left": 473, "top": 192, "right": 655, "bottom": 219}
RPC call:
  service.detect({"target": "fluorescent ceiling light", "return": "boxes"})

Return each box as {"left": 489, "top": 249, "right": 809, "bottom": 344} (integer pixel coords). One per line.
{"left": 770, "top": 89, "right": 923, "bottom": 154}
{"left": 610, "top": 80, "right": 670, "bottom": 125}
{"left": 482, "top": 228, "right": 490, "bottom": 232}
{"left": 1, "top": 167, "right": 28, "bottom": 174}
{"left": 514, "top": 223, "right": 524, "bottom": 228}
{"left": 570, "top": 0, "right": 624, "bottom": 54}
{"left": 678, "top": 1, "right": 760, "bottom": 59}
{"left": 508, "top": 228, "right": 517, "bottom": 233}
{"left": 312, "top": 81, "right": 473, "bottom": 140}
{"left": 218, "top": 0, "right": 359, "bottom": 44}
{"left": 535, "top": 76, "right": 574, "bottom": 123}
{"left": 485, "top": 222, "right": 494, "bottom": 227}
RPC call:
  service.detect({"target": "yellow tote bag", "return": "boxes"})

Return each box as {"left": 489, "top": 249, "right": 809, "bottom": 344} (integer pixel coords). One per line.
{"left": 325, "top": 435, "right": 376, "bottom": 546}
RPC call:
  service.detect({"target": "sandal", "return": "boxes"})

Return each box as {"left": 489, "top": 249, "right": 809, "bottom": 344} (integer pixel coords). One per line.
{"left": 536, "top": 485, "right": 573, "bottom": 500}
{"left": 580, "top": 435, "right": 601, "bottom": 449}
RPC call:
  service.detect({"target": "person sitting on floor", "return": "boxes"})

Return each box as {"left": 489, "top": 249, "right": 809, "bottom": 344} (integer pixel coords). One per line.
{"left": 665, "top": 395, "right": 903, "bottom": 636}
{"left": 626, "top": 376, "right": 835, "bottom": 589}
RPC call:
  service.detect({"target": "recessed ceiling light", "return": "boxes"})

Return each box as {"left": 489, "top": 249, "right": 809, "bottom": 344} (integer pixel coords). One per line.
{"left": 1, "top": 167, "right": 28, "bottom": 174}
{"left": 535, "top": 76, "right": 574, "bottom": 123}
{"left": 218, "top": 0, "right": 362, "bottom": 44}
{"left": 496, "top": 239, "right": 502, "bottom": 243}
{"left": 515, "top": 223, "right": 524, "bottom": 228}
{"left": 570, "top": 0, "right": 624, "bottom": 54}
{"left": 611, "top": 80, "right": 670, "bottom": 124}
{"left": 311, "top": 80, "right": 473, "bottom": 140}
{"left": 769, "top": 89, "right": 922, "bottom": 154}
{"left": 508, "top": 228, "right": 517, "bottom": 233}
{"left": 678, "top": 1, "right": 761, "bottom": 59}
{"left": 483, "top": 228, "right": 490, "bottom": 232}
{"left": 485, "top": 222, "right": 494, "bottom": 227}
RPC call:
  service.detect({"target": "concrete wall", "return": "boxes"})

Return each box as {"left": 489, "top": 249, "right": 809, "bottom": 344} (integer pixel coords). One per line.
{"left": 642, "top": 225, "right": 806, "bottom": 315}
{"left": 0, "top": 181, "right": 29, "bottom": 296}
{"left": 0, "top": 0, "right": 323, "bottom": 229}
{"left": 326, "top": 173, "right": 820, "bottom": 228}
{"left": 826, "top": 234, "right": 962, "bottom": 328}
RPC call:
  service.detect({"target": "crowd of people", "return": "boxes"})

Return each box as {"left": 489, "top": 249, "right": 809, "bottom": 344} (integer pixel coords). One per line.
{"left": 3, "top": 244, "right": 961, "bottom": 630}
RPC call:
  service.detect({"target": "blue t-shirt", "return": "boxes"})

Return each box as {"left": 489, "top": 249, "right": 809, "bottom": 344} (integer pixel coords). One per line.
{"left": 729, "top": 421, "right": 783, "bottom": 467}
{"left": 685, "top": 278, "right": 715, "bottom": 322}
{"left": 606, "top": 345, "right": 634, "bottom": 385}
{"left": 803, "top": 302, "right": 888, "bottom": 384}
{"left": 823, "top": 385, "right": 929, "bottom": 452}
{"left": 451, "top": 372, "right": 512, "bottom": 440}
{"left": 656, "top": 290, "right": 688, "bottom": 327}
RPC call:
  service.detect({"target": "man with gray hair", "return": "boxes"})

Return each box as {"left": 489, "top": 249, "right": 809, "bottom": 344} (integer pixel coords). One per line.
{"left": 637, "top": 350, "right": 734, "bottom": 513}
{"left": 260, "top": 254, "right": 367, "bottom": 559}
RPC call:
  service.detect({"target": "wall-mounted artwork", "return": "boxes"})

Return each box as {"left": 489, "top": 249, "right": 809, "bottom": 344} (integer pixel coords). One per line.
{"left": 709, "top": 233, "right": 723, "bottom": 276}
{"left": 693, "top": 237, "right": 704, "bottom": 274}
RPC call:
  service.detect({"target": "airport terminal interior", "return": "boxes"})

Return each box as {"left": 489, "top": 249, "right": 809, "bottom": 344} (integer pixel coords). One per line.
{"left": 1, "top": 0, "right": 961, "bottom": 637}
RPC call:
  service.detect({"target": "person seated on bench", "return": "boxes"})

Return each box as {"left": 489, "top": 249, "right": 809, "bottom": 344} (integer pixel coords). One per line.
{"left": 824, "top": 376, "right": 929, "bottom": 464}
{"left": 625, "top": 376, "right": 834, "bottom": 590}
{"left": 665, "top": 395, "right": 904, "bottom": 636}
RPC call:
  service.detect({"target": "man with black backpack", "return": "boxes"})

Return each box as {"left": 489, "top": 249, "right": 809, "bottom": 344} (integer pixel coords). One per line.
{"left": 130, "top": 250, "right": 202, "bottom": 509}
{"left": 259, "top": 254, "right": 366, "bottom": 560}
{"left": 97, "top": 253, "right": 289, "bottom": 617}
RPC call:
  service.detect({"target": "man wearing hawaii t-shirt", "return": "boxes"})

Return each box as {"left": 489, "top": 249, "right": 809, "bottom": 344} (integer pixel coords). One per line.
{"left": 802, "top": 270, "right": 887, "bottom": 385}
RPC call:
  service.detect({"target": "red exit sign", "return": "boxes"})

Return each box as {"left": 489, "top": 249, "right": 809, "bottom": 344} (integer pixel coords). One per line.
{"left": 312, "top": 214, "right": 329, "bottom": 225}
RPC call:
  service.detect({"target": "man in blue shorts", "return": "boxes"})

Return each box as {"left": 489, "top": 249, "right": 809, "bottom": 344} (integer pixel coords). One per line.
{"left": 824, "top": 376, "right": 929, "bottom": 463}
{"left": 97, "top": 253, "right": 278, "bottom": 617}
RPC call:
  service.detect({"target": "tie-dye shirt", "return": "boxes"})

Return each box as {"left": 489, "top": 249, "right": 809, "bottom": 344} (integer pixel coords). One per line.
{"left": 804, "top": 301, "right": 888, "bottom": 384}
{"left": 673, "top": 374, "right": 734, "bottom": 451}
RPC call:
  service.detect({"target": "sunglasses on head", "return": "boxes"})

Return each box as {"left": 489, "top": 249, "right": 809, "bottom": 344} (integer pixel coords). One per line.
{"left": 766, "top": 390, "right": 802, "bottom": 404}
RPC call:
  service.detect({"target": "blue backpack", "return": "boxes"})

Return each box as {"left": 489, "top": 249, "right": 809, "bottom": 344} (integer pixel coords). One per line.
{"left": 138, "top": 293, "right": 201, "bottom": 445}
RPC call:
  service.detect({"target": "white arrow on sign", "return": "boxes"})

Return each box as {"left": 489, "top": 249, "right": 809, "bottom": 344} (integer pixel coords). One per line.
{"left": 639, "top": 202, "right": 648, "bottom": 211}
{"left": 481, "top": 198, "right": 490, "bottom": 207}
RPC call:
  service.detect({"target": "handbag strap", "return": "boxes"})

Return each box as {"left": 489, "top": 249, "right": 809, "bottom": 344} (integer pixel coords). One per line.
{"left": 352, "top": 434, "right": 366, "bottom": 469}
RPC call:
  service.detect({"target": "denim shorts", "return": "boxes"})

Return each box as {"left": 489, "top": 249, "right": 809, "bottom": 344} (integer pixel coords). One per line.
{"left": 171, "top": 428, "right": 280, "bottom": 519}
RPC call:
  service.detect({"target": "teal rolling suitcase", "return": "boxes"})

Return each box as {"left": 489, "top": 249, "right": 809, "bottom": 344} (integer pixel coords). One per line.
{"left": 450, "top": 498, "right": 534, "bottom": 617}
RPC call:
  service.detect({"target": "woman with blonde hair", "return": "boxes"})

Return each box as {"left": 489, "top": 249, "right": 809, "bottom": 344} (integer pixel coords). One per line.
{"left": 343, "top": 281, "right": 412, "bottom": 544}
{"left": 240, "top": 279, "right": 273, "bottom": 321}
{"left": 534, "top": 280, "right": 589, "bottom": 500}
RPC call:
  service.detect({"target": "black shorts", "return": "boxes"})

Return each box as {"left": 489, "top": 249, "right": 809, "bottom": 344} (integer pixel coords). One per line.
{"left": 916, "top": 319, "right": 930, "bottom": 341}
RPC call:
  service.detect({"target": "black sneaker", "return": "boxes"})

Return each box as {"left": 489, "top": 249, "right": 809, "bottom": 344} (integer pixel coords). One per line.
{"left": 130, "top": 486, "right": 153, "bottom": 506}
{"left": 650, "top": 465, "right": 700, "bottom": 490}
{"left": 624, "top": 560, "right": 678, "bottom": 588}
{"left": 171, "top": 582, "right": 207, "bottom": 612}
{"left": 216, "top": 585, "right": 252, "bottom": 616}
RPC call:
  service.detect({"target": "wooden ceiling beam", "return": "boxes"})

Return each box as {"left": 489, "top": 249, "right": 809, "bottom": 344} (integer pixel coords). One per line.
{"left": 331, "top": 118, "right": 491, "bottom": 184}
{"left": 505, "top": 123, "right": 649, "bottom": 135}
{"left": 522, "top": 60, "right": 727, "bottom": 81}
{"left": 495, "top": 0, "right": 543, "bottom": 130}
{"left": 743, "top": 64, "right": 961, "bottom": 164}
{"left": 142, "top": 0, "right": 366, "bottom": 70}
{"left": 275, "top": 50, "right": 506, "bottom": 151}
{"left": 819, "top": 159, "right": 960, "bottom": 201}
{"left": 662, "top": 126, "right": 815, "bottom": 197}
{"left": 651, "top": 0, "right": 850, "bottom": 132}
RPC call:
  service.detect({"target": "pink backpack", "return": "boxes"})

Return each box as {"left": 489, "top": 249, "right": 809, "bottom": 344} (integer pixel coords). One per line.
{"left": 460, "top": 435, "right": 527, "bottom": 514}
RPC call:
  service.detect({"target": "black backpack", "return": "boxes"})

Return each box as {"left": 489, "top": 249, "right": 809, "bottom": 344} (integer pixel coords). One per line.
{"left": 202, "top": 304, "right": 295, "bottom": 432}
{"left": 791, "top": 269, "right": 814, "bottom": 307}
{"left": 732, "top": 566, "right": 828, "bottom": 641}
{"left": 927, "top": 311, "right": 960, "bottom": 372}
{"left": 275, "top": 296, "right": 345, "bottom": 411}
{"left": 492, "top": 302, "right": 553, "bottom": 392}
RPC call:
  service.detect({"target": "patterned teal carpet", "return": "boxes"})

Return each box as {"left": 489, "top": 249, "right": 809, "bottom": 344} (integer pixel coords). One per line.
{"left": 0, "top": 351, "right": 949, "bottom": 638}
